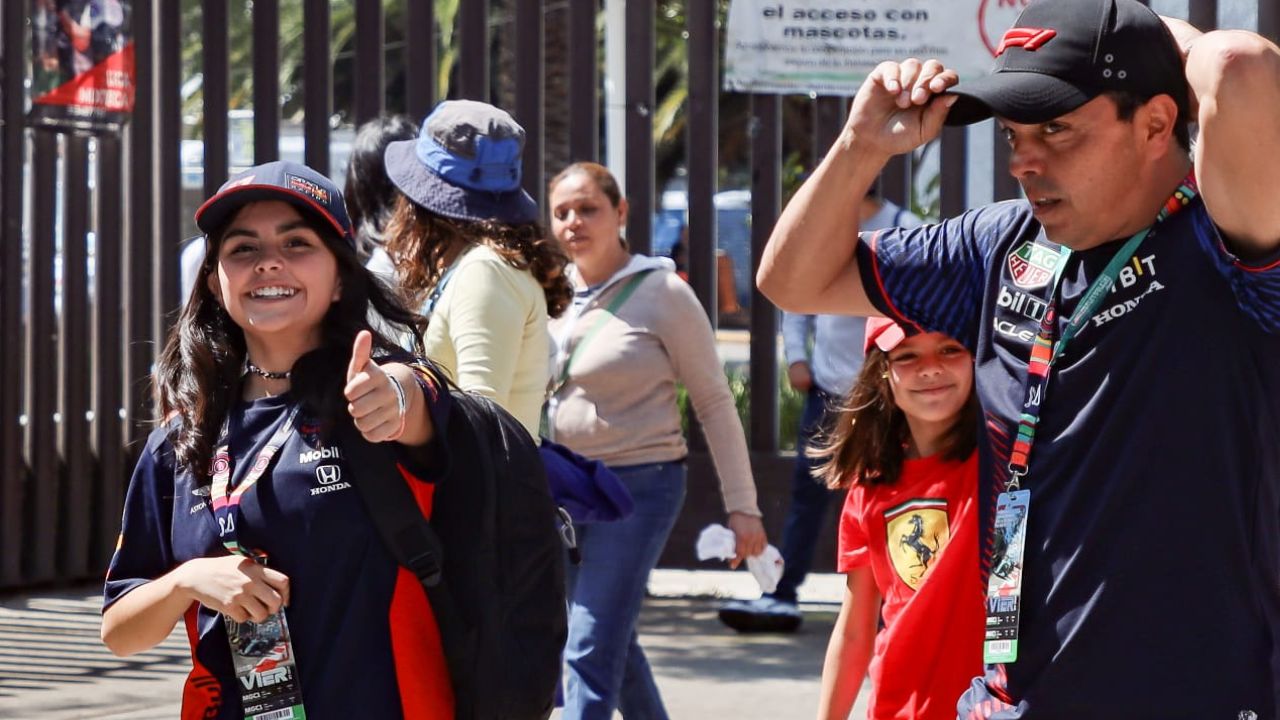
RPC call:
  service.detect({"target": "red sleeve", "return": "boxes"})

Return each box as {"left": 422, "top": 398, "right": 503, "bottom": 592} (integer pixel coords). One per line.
{"left": 836, "top": 485, "right": 871, "bottom": 573}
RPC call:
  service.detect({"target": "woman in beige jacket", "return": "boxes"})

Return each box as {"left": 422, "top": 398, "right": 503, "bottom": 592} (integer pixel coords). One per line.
{"left": 547, "top": 162, "right": 768, "bottom": 720}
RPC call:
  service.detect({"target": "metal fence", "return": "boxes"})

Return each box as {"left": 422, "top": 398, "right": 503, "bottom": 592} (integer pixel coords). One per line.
{"left": 1, "top": 0, "right": 1274, "bottom": 589}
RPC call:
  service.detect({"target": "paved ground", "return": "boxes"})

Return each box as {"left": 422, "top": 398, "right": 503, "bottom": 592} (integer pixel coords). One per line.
{"left": 0, "top": 570, "right": 868, "bottom": 719}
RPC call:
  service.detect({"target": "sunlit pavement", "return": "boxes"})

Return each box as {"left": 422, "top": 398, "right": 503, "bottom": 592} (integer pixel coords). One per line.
{"left": 1, "top": 570, "right": 866, "bottom": 720}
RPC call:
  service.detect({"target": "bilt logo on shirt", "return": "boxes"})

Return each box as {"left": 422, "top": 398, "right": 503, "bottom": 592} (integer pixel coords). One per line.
{"left": 884, "top": 499, "right": 950, "bottom": 590}
{"left": 1007, "top": 240, "right": 1063, "bottom": 289}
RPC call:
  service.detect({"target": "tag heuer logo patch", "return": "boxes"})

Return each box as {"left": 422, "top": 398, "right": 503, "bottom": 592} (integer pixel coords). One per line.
{"left": 1007, "top": 240, "right": 1062, "bottom": 289}
{"left": 286, "top": 174, "right": 330, "bottom": 205}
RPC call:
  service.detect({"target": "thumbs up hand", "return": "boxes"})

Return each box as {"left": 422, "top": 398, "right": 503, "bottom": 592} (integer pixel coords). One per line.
{"left": 344, "top": 330, "right": 407, "bottom": 443}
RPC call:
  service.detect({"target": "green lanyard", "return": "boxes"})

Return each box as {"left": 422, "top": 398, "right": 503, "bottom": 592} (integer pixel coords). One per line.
{"left": 553, "top": 270, "right": 652, "bottom": 391}
{"left": 1006, "top": 175, "right": 1198, "bottom": 488}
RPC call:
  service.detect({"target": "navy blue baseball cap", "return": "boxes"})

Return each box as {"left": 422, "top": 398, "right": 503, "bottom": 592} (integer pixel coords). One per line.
{"left": 946, "top": 0, "right": 1189, "bottom": 126}
{"left": 384, "top": 100, "right": 538, "bottom": 225}
{"left": 194, "top": 160, "right": 354, "bottom": 246}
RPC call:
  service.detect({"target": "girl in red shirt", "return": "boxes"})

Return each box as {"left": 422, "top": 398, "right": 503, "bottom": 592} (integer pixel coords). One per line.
{"left": 815, "top": 318, "right": 983, "bottom": 720}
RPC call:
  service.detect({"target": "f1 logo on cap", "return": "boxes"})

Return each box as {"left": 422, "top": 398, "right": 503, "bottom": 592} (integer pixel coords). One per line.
{"left": 996, "top": 28, "right": 1057, "bottom": 55}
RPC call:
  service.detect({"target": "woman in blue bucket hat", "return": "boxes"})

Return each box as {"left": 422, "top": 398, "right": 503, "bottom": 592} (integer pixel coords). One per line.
{"left": 383, "top": 100, "right": 571, "bottom": 437}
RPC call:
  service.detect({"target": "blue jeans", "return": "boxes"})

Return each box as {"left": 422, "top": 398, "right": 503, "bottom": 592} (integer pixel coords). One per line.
{"left": 769, "top": 386, "right": 839, "bottom": 603}
{"left": 562, "top": 461, "right": 687, "bottom": 720}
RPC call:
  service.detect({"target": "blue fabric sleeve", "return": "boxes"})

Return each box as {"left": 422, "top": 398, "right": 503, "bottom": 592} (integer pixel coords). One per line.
{"left": 781, "top": 312, "right": 815, "bottom": 366}
{"left": 855, "top": 202, "right": 1018, "bottom": 350}
{"left": 1192, "top": 205, "right": 1280, "bottom": 335}
{"left": 103, "top": 429, "right": 178, "bottom": 611}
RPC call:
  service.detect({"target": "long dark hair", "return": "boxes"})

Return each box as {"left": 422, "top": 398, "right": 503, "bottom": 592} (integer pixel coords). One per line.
{"left": 344, "top": 114, "right": 418, "bottom": 262}
{"left": 384, "top": 196, "right": 572, "bottom": 318}
{"left": 155, "top": 208, "right": 427, "bottom": 480}
{"left": 809, "top": 347, "right": 978, "bottom": 490}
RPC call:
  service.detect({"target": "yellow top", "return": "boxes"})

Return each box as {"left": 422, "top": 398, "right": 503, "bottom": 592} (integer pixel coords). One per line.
{"left": 423, "top": 244, "right": 549, "bottom": 437}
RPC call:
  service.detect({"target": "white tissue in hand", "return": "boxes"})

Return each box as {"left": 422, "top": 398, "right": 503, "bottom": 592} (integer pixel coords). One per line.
{"left": 745, "top": 545, "right": 784, "bottom": 594}
{"left": 696, "top": 524, "right": 738, "bottom": 561}
{"left": 695, "top": 524, "right": 786, "bottom": 594}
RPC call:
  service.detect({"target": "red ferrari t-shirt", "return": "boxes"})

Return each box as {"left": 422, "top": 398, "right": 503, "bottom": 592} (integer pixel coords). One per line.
{"left": 838, "top": 451, "right": 983, "bottom": 720}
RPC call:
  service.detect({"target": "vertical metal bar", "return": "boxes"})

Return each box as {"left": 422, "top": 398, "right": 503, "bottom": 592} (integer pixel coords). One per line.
{"left": 686, "top": 0, "right": 717, "bottom": 323}
{"left": 406, "top": 0, "right": 437, "bottom": 120}
{"left": 29, "top": 131, "right": 59, "bottom": 583}
{"left": 1259, "top": 0, "right": 1278, "bottom": 43}
{"left": 203, "top": 0, "right": 230, "bottom": 197}
{"left": 127, "top": 0, "right": 155, "bottom": 452}
{"left": 749, "top": 94, "right": 781, "bottom": 454}
{"left": 623, "top": 0, "right": 653, "bottom": 256}
{"left": 515, "top": 0, "right": 545, "bottom": 211}
{"left": 992, "top": 127, "right": 1021, "bottom": 201}
{"left": 62, "top": 136, "right": 92, "bottom": 576}
{"left": 304, "top": 0, "right": 332, "bottom": 174}
{"left": 157, "top": 0, "right": 182, "bottom": 325}
{"left": 939, "top": 126, "right": 968, "bottom": 218}
{"left": 354, "top": 0, "right": 385, "bottom": 124}
{"left": 812, "top": 97, "right": 844, "bottom": 166}
{"left": 458, "top": 0, "right": 490, "bottom": 101}
{"left": 1188, "top": 0, "right": 1217, "bottom": 31}
{"left": 0, "top": 0, "right": 28, "bottom": 586}
{"left": 253, "top": 0, "right": 280, "bottom": 163}
{"left": 567, "top": 0, "right": 599, "bottom": 161}
{"left": 881, "top": 154, "right": 909, "bottom": 208}
{"left": 95, "top": 136, "right": 126, "bottom": 569}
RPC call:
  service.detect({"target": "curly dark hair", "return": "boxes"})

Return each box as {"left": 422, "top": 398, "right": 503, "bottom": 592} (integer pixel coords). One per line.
{"left": 808, "top": 346, "right": 978, "bottom": 490}
{"left": 383, "top": 195, "right": 571, "bottom": 318}
{"left": 155, "top": 208, "right": 427, "bottom": 480}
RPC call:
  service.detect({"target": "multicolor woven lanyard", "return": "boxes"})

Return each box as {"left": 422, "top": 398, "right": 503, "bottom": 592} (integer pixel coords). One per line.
{"left": 209, "top": 405, "right": 301, "bottom": 556}
{"left": 1005, "top": 175, "right": 1198, "bottom": 490}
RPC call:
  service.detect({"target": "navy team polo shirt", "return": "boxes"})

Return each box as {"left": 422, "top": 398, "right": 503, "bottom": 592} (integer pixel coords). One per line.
{"left": 856, "top": 195, "right": 1280, "bottom": 718}
{"left": 105, "top": 382, "right": 454, "bottom": 719}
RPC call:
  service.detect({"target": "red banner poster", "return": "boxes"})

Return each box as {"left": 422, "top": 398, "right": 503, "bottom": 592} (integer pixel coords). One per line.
{"left": 29, "top": 0, "right": 135, "bottom": 133}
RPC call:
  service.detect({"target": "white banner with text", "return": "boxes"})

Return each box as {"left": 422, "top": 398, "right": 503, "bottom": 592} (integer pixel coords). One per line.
{"left": 724, "top": 0, "right": 1030, "bottom": 95}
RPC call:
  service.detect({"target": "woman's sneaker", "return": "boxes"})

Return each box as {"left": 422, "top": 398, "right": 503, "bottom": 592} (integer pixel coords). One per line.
{"left": 717, "top": 596, "right": 803, "bottom": 633}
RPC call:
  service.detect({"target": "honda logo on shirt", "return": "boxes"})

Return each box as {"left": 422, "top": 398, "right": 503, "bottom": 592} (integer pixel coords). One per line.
{"left": 316, "top": 465, "right": 342, "bottom": 485}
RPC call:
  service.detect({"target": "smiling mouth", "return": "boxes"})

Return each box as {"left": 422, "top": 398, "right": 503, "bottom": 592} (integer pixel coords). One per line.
{"left": 248, "top": 286, "right": 298, "bottom": 299}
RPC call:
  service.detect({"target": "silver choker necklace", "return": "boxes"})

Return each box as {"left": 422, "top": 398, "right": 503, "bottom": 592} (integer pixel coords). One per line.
{"left": 245, "top": 360, "right": 290, "bottom": 381}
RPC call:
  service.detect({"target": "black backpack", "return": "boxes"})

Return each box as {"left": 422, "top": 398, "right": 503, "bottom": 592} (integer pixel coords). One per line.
{"left": 343, "top": 382, "right": 568, "bottom": 720}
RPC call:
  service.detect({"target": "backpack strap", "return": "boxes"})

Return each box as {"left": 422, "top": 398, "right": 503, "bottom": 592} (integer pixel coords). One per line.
{"left": 554, "top": 269, "right": 653, "bottom": 391}
{"left": 342, "top": 423, "right": 476, "bottom": 715}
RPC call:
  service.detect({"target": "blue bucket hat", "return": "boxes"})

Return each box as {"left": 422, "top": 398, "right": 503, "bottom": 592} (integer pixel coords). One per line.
{"left": 194, "top": 160, "right": 353, "bottom": 246}
{"left": 384, "top": 100, "right": 539, "bottom": 225}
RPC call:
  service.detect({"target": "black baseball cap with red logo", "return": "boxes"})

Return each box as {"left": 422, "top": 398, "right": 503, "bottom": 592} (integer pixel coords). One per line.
{"left": 195, "top": 160, "right": 354, "bottom": 248}
{"left": 945, "top": 0, "right": 1189, "bottom": 126}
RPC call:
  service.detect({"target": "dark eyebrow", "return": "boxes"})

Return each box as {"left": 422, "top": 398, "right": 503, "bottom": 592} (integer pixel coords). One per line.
{"left": 223, "top": 228, "right": 257, "bottom": 241}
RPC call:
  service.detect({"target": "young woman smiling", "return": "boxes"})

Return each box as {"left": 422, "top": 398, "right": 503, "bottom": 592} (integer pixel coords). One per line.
{"left": 102, "top": 161, "right": 458, "bottom": 719}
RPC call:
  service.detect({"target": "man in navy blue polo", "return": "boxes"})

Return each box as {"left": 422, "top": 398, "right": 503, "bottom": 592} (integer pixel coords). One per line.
{"left": 758, "top": 0, "right": 1280, "bottom": 716}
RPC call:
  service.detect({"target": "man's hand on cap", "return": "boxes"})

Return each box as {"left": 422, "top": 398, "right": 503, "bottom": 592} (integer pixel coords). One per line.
{"left": 846, "top": 59, "right": 959, "bottom": 158}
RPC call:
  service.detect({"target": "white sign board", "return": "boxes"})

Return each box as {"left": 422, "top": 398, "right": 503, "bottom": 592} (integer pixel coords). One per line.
{"left": 724, "top": 0, "right": 1032, "bottom": 96}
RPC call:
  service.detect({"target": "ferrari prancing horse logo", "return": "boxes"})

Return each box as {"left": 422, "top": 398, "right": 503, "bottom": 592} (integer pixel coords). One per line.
{"left": 884, "top": 499, "right": 951, "bottom": 590}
